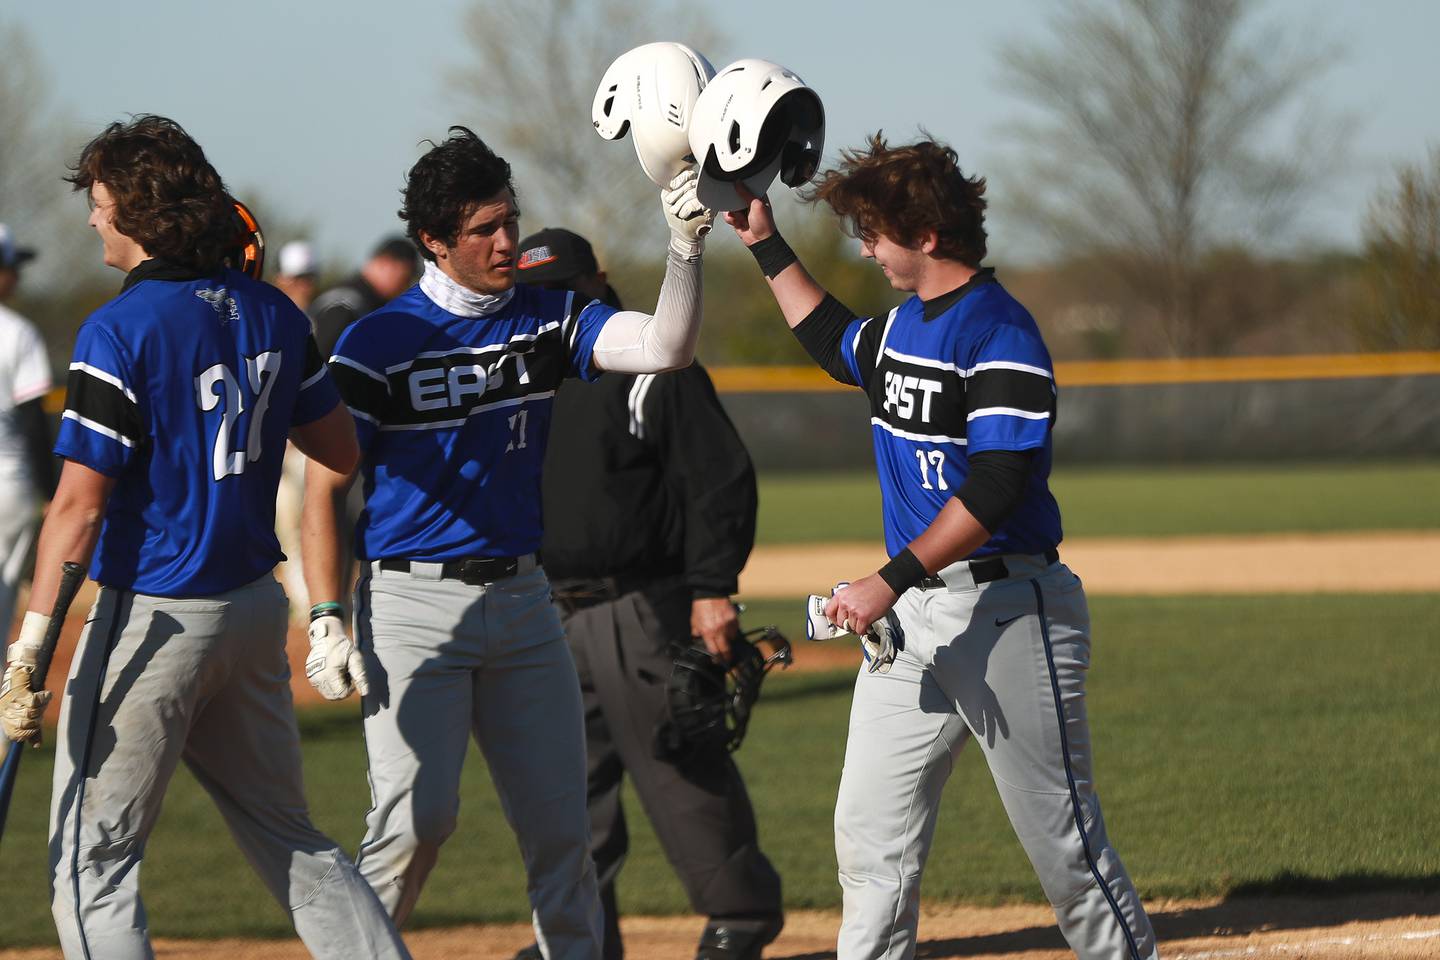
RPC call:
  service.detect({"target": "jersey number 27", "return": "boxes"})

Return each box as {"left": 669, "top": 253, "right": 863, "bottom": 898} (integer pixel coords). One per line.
{"left": 196, "top": 351, "right": 281, "bottom": 481}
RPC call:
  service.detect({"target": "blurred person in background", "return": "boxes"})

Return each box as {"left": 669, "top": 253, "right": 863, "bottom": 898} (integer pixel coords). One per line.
{"left": 309, "top": 235, "right": 418, "bottom": 357}
{"left": 306, "top": 235, "right": 418, "bottom": 594}
{"left": 273, "top": 239, "right": 320, "bottom": 311}
{"left": 0, "top": 223, "right": 55, "bottom": 640}
{"left": 273, "top": 239, "right": 322, "bottom": 615}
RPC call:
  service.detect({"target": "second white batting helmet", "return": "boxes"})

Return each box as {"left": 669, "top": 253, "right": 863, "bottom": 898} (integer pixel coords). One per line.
{"left": 687, "top": 58, "right": 825, "bottom": 212}
{"left": 592, "top": 42, "right": 716, "bottom": 187}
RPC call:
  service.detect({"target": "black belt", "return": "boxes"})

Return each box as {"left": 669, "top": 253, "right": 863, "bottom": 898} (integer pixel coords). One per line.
{"left": 378, "top": 555, "right": 531, "bottom": 585}
{"left": 917, "top": 547, "right": 1059, "bottom": 590}
{"left": 551, "top": 573, "right": 680, "bottom": 613}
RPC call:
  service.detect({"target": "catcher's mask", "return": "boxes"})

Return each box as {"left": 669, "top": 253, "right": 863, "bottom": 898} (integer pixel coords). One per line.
{"left": 655, "top": 625, "right": 792, "bottom": 762}
{"left": 226, "top": 198, "right": 265, "bottom": 280}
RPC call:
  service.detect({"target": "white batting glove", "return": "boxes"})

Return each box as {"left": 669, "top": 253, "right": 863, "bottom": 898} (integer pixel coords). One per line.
{"left": 661, "top": 168, "right": 714, "bottom": 258}
{"left": 1, "top": 612, "right": 54, "bottom": 745}
{"left": 860, "top": 612, "right": 904, "bottom": 675}
{"left": 806, "top": 582, "right": 852, "bottom": 641}
{"left": 305, "top": 615, "right": 369, "bottom": 701}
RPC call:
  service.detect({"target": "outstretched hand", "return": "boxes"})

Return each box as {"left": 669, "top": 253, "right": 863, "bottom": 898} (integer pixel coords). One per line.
{"left": 723, "top": 182, "right": 777, "bottom": 246}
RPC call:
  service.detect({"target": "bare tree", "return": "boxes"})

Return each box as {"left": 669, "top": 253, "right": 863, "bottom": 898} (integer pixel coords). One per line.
{"left": 1000, "top": 0, "right": 1340, "bottom": 355}
{"left": 447, "top": 0, "right": 722, "bottom": 269}
{"left": 0, "top": 21, "right": 68, "bottom": 254}
{"left": 1350, "top": 147, "right": 1440, "bottom": 350}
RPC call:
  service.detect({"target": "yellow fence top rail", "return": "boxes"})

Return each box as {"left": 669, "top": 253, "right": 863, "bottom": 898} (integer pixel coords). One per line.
{"left": 38, "top": 351, "right": 1440, "bottom": 412}
{"left": 708, "top": 352, "right": 1440, "bottom": 392}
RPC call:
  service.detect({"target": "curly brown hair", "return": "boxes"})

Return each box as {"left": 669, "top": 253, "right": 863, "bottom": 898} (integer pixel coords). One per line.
{"left": 803, "top": 132, "right": 988, "bottom": 267}
{"left": 66, "top": 115, "right": 234, "bottom": 273}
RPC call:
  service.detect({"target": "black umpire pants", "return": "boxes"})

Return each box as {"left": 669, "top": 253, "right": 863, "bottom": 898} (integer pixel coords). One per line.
{"left": 557, "top": 578, "right": 783, "bottom": 959}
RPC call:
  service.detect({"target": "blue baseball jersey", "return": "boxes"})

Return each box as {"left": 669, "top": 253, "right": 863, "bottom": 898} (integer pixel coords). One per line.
{"left": 836, "top": 270, "right": 1063, "bottom": 558}
{"left": 328, "top": 283, "right": 615, "bottom": 561}
{"left": 55, "top": 266, "right": 341, "bottom": 596}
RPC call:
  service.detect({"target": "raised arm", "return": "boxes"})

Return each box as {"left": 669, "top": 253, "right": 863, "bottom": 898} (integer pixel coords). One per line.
{"left": 591, "top": 169, "right": 714, "bottom": 374}
{"left": 725, "top": 185, "right": 865, "bottom": 385}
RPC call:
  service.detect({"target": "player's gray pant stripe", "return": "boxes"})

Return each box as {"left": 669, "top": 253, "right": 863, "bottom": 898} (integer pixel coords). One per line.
{"left": 1031, "top": 579, "right": 1143, "bottom": 960}
{"left": 67, "top": 589, "right": 128, "bottom": 960}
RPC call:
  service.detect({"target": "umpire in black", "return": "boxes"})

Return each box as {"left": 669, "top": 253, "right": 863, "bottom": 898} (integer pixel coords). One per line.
{"left": 514, "top": 228, "right": 783, "bottom": 960}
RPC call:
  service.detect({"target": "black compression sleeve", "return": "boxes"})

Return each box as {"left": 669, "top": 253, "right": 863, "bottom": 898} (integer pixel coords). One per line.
{"left": 954, "top": 449, "right": 1038, "bottom": 533}
{"left": 16, "top": 398, "right": 55, "bottom": 498}
{"left": 792, "top": 294, "right": 859, "bottom": 384}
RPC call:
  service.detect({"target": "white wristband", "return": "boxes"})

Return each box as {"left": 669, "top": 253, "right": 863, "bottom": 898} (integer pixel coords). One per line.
{"left": 10, "top": 611, "right": 52, "bottom": 662}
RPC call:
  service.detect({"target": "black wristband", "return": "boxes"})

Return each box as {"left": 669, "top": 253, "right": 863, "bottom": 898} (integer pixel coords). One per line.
{"left": 748, "top": 233, "right": 798, "bottom": 279}
{"left": 877, "top": 548, "right": 927, "bottom": 596}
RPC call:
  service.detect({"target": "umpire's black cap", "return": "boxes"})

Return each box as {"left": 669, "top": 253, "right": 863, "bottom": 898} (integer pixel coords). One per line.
{"left": 516, "top": 228, "right": 599, "bottom": 285}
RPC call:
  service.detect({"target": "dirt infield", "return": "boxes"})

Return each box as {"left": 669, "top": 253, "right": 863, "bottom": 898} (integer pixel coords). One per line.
{"left": 738, "top": 531, "right": 1440, "bottom": 598}
{"left": 20, "top": 531, "right": 1439, "bottom": 710}
{"left": 3, "top": 894, "right": 1438, "bottom": 959}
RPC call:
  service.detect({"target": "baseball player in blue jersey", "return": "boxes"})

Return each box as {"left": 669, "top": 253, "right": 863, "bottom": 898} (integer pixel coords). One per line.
{"left": 300, "top": 127, "right": 714, "bottom": 959}
{"left": 723, "top": 135, "right": 1157, "bottom": 959}
{"left": 0, "top": 116, "right": 410, "bottom": 960}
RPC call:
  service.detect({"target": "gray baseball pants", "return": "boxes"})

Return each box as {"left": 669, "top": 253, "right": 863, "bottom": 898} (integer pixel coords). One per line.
{"left": 352, "top": 563, "right": 604, "bottom": 959}
{"left": 48, "top": 575, "right": 409, "bottom": 960}
{"left": 835, "top": 555, "right": 1156, "bottom": 960}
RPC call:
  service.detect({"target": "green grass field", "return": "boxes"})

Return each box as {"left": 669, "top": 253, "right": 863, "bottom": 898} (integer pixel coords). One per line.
{"left": 756, "top": 461, "right": 1440, "bottom": 542}
{"left": 2, "top": 593, "right": 1435, "bottom": 945}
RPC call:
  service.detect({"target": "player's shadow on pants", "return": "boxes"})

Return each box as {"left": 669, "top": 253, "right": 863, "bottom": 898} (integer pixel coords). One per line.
{"left": 772, "top": 881, "right": 1440, "bottom": 959}
{"left": 49, "top": 610, "right": 184, "bottom": 867}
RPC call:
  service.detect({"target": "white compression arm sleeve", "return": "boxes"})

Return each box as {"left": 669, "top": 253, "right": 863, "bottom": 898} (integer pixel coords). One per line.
{"left": 590, "top": 246, "right": 702, "bottom": 373}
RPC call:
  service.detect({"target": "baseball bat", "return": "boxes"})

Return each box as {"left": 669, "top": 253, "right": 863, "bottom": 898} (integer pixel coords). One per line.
{"left": 0, "top": 561, "right": 87, "bottom": 841}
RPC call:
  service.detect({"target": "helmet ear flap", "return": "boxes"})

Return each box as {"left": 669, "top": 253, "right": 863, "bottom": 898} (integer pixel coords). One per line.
{"left": 591, "top": 69, "right": 634, "bottom": 141}
{"left": 227, "top": 199, "right": 265, "bottom": 280}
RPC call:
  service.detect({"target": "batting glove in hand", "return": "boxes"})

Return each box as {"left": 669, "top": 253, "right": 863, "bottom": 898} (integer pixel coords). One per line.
{"left": 662, "top": 168, "right": 715, "bottom": 258}
{"left": 0, "top": 613, "right": 54, "bottom": 745}
{"left": 306, "top": 615, "right": 369, "bottom": 701}
{"left": 860, "top": 611, "right": 904, "bottom": 675}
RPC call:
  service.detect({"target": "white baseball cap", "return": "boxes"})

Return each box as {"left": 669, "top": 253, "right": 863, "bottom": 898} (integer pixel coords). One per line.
{"left": 0, "top": 223, "right": 37, "bottom": 270}
{"left": 278, "top": 240, "right": 318, "bottom": 278}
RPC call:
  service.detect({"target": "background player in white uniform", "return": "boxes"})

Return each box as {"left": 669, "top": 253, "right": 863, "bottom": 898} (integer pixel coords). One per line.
{"left": 0, "top": 224, "right": 55, "bottom": 639}
{"left": 272, "top": 239, "right": 322, "bottom": 616}
{"left": 0, "top": 116, "right": 410, "bottom": 960}
{"left": 722, "top": 136, "right": 1157, "bottom": 959}
{"left": 301, "top": 127, "right": 713, "bottom": 960}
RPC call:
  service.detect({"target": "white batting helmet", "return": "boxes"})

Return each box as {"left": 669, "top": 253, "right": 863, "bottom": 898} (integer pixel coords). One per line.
{"left": 592, "top": 42, "right": 716, "bottom": 187}
{"left": 687, "top": 59, "right": 825, "bottom": 212}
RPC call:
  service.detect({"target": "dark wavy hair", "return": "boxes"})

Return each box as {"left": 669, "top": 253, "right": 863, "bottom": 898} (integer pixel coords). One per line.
{"left": 401, "top": 127, "right": 516, "bottom": 262}
{"left": 803, "top": 132, "right": 988, "bottom": 267}
{"left": 66, "top": 115, "right": 234, "bottom": 273}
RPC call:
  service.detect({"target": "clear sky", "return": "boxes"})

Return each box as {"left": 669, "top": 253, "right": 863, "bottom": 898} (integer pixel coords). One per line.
{"left": 5, "top": 0, "right": 1438, "bottom": 288}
